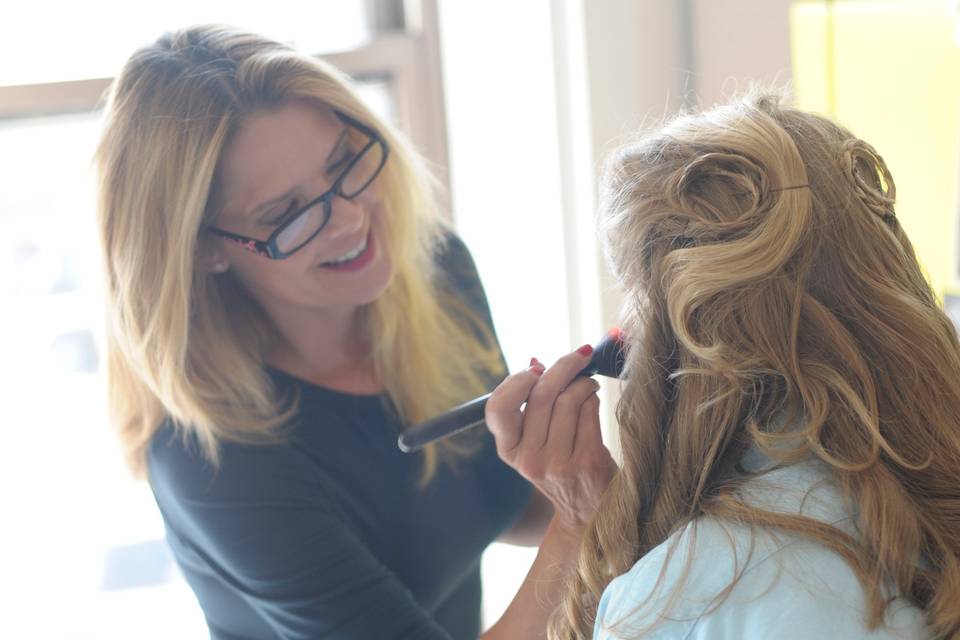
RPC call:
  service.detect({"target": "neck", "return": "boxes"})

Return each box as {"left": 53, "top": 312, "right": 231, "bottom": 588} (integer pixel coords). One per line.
{"left": 264, "top": 304, "right": 381, "bottom": 394}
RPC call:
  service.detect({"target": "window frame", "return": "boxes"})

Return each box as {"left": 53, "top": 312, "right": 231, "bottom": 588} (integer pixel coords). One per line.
{"left": 0, "top": 0, "right": 450, "bottom": 213}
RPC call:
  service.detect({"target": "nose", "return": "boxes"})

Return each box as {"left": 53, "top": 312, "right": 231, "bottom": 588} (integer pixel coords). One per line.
{"left": 322, "top": 195, "right": 366, "bottom": 240}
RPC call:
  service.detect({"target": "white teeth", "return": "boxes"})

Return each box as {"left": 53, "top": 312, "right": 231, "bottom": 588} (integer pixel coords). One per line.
{"left": 324, "top": 236, "right": 368, "bottom": 265}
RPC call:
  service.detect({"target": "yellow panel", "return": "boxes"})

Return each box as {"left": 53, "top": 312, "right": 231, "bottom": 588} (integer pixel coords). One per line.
{"left": 790, "top": 2, "right": 833, "bottom": 116}
{"left": 791, "top": 0, "right": 960, "bottom": 298}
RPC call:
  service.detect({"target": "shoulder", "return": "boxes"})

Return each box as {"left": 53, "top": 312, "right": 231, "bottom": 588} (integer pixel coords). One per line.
{"left": 434, "top": 228, "right": 482, "bottom": 289}
{"left": 147, "top": 419, "right": 213, "bottom": 497}
{"left": 432, "top": 228, "right": 503, "bottom": 351}
{"left": 595, "top": 463, "right": 929, "bottom": 639}
{"left": 435, "top": 227, "right": 473, "bottom": 263}
{"left": 597, "top": 519, "right": 926, "bottom": 639}
{"left": 147, "top": 418, "right": 327, "bottom": 511}
{"left": 595, "top": 515, "right": 757, "bottom": 639}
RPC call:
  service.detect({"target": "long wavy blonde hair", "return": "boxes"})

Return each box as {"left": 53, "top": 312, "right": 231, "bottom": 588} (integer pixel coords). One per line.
{"left": 96, "top": 25, "right": 503, "bottom": 481}
{"left": 551, "top": 91, "right": 960, "bottom": 639}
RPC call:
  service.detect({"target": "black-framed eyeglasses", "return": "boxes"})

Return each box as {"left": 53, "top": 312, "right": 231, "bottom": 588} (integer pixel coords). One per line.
{"left": 205, "top": 111, "right": 389, "bottom": 260}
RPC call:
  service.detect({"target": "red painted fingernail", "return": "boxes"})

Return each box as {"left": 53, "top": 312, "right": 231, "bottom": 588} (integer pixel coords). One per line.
{"left": 577, "top": 343, "right": 593, "bottom": 357}
{"left": 528, "top": 357, "right": 545, "bottom": 374}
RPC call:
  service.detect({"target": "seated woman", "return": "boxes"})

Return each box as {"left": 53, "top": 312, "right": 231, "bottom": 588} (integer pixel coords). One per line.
{"left": 489, "top": 91, "right": 960, "bottom": 639}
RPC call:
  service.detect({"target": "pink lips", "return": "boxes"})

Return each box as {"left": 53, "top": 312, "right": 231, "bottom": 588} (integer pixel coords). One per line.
{"left": 320, "top": 230, "right": 375, "bottom": 272}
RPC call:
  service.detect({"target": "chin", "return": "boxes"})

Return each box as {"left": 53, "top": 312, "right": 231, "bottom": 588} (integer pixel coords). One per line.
{"left": 357, "top": 258, "right": 394, "bottom": 305}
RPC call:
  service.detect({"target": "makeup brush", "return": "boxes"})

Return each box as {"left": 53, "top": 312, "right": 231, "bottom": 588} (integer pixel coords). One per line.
{"left": 398, "top": 328, "right": 626, "bottom": 452}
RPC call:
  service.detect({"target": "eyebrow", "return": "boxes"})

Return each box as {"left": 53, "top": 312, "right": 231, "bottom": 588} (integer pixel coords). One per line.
{"left": 324, "top": 127, "right": 351, "bottom": 171}
{"left": 248, "top": 126, "right": 351, "bottom": 221}
{"left": 251, "top": 187, "right": 297, "bottom": 222}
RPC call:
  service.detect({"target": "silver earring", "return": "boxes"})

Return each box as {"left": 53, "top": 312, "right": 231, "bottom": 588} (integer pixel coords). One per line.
{"left": 211, "top": 262, "right": 229, "bottom": 273}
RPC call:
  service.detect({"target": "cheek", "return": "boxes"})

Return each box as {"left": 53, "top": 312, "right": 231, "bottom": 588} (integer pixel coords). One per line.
{"left": 369, "top": 200, "right": 390, "bottom": 240}
{"left": 227, "top": 253, "right": 309, "bottom": 302}
{"left": 360, "top": 178, "right": 386, "bottom": 212}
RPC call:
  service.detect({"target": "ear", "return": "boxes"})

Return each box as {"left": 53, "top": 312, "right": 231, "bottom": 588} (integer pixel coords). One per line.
{"left": 199, "top": 237, "right": 231, "bottom": 274}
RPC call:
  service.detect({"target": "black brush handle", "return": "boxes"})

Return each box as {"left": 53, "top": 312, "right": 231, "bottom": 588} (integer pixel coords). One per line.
{"left": 397, "top": 329, "right": 626, "bottom": 453}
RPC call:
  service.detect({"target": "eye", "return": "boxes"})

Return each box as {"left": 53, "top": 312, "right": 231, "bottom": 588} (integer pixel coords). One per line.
{"left": 327, "top": 152, "right": 353, "bottom": 175}
{"left": 268, "top": 201, "right": 299, "bottom": 225}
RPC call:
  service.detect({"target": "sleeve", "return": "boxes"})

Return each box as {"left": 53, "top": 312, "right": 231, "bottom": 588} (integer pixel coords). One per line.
{"left": 149, "top": 435, "right": 454, "bottom": 640}
{"left": 434, "top": 230, "right": 509, "bottom": 382}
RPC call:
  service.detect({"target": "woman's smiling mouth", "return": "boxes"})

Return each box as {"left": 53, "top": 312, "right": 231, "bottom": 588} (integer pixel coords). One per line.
{"left": 319, "top": 230, "right": 375, "bottom": 270}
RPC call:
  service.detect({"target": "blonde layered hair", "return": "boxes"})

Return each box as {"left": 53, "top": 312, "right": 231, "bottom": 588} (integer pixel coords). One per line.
{"left": 552, "top": 92, "right": 960, "bottom": 639}
{"left": 96, "top": 25, "right": 503, "bottom": 481}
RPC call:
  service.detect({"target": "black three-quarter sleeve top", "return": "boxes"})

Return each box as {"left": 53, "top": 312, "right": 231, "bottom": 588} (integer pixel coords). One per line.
{"left": 147, "top": 234, "right": 533, "bottom": 640}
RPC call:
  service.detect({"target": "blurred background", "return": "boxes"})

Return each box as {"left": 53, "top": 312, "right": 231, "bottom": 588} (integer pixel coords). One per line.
{"left": 1, "top": 0, "right": 958, "bottom": 637}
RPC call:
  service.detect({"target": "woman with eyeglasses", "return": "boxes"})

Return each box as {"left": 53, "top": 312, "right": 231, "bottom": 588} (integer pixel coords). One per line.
{"left": 96, "top": 24, "right": 612, "bottom": 640}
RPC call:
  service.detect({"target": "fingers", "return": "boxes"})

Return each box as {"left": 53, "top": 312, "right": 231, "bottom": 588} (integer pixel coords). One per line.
{"left": 519, "top": 344, "right": 595, "bottom": 450}
{"left": 486, "top": 345, "right": 616, "bottom": 530}
{"left": 485, "top": 359, "right": 545, "bottom": 455}
{"left": 541, "top": 376, "right": 601, "bottom": 460}
{"left": 571, "top": 391, "right": 604, "bottom": 459}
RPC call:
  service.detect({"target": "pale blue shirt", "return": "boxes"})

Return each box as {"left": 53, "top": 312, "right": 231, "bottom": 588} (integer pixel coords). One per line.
{"left": 594, "top": 455, "right": 930, "bottom": 639}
